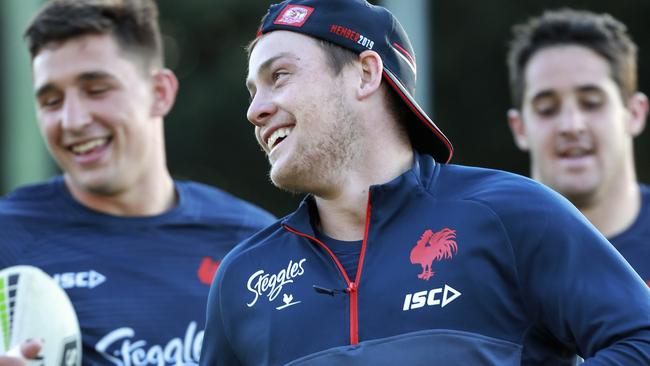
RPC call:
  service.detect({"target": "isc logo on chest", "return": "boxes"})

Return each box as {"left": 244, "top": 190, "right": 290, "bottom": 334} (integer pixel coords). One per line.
{"left": 403, "top": 284, "right": 461, "bottom": 311}
{"left": 53, "top": 270, "right": 106, "bottom": 289}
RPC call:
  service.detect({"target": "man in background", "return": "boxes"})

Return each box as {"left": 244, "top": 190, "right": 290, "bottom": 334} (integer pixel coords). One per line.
{"left": 0, "top": 0, "right": 274, "bottom": 365}
{"left": 507, "top": 8, "right": 650, "bottom": 285}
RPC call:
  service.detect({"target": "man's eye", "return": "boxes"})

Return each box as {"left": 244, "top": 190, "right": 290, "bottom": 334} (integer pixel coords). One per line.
{"left": 536, "top": 106, "right": 558, "bottom": 117}
{"left": 532, "top": 99, "right": 559, "bottom": 117}
{"left": 580, "top": 95, "right": 604, "bottom": 111}
{"left": 272, "top": 71, "right": 288, "bottom": 83}
{"left": 40, "top": 95, "right": 62, "bottom": 108}
{"left": 87, "top": 86, "right": 110, "bottom": 96}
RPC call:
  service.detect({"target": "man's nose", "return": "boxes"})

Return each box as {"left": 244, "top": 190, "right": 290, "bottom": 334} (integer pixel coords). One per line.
{"left": 61, "top": 92, "right": 92, "bottom": 130}
{"left": 247, "top": 91, "right": 277, "bottom": 127}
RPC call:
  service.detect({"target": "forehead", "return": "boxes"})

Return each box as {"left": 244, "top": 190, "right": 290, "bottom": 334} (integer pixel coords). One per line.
{"left": 248, "top": 31, "right": 324, "bottom": 76}
{"left": 32, "top": 34, "right": 138, "bottom": 87}
{"left": 524, "top": 45, "right": 614, "bottom": 96}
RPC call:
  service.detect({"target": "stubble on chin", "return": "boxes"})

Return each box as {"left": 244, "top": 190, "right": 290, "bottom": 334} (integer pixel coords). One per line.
{"left": 268, "top": 96, "right": 362, "bottom": 195}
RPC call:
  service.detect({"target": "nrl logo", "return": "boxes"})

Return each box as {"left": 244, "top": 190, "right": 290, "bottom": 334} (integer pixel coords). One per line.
{"left": 274, "top": 5, "right": 314, "bottom": 27}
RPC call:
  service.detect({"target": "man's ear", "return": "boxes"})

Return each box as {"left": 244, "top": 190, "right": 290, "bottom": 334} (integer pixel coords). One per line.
{"left": 356, "top": 50, "right": 383, "bottom": 100}
{"left": 151, "top": 69, "right": 179, "bottom": 118}
{"left": 627, "top": 92, "right": 649, "bottom": 137}
{"left": 507, "top": 108, "right": 530, "bottom": 151}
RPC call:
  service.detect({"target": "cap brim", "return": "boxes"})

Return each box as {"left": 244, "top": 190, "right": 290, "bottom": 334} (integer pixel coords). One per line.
{"left": 383, "top": 69, "right": 453, "bottom": 163}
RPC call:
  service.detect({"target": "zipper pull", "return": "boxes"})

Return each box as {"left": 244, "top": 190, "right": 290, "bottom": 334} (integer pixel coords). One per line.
{"left": 347, "top": 282, "right": 357, "bottom": 293}
{"left": 313, "top": 285, "right": 347, "bottom": 296}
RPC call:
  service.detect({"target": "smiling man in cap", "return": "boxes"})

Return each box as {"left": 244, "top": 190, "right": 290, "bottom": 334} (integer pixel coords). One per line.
{"left": 200, "top": 1, "right": 650, "bottom": 365}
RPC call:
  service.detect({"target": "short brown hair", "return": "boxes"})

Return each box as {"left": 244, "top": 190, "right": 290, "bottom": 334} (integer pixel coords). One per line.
{"left": 507, "top": 8, "right": 638, "bottom": 108}
{"left": 245, "top": 35, "right": 357, "bottom": 76}
{"left": 25, "top": 0, "right": 164, "bottom": 70}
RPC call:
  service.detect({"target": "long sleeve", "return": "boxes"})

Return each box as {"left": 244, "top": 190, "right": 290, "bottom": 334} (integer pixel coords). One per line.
{"left": 200, "top": 261, "right": 242, "bottom": 366}
{"left": 500, "top": 189, "right": 650, "bottom": 365}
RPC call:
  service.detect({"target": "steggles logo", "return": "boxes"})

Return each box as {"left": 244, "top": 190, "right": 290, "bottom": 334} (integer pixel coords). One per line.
{"left": 246, "top": 259, "right": 306, "bottom": 307}
{"left": 95, "top": 321, "right": 203, "bottom": 366}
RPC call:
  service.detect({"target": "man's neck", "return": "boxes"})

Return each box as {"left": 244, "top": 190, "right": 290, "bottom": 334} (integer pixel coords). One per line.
{"left": 314, "top": 184, "right": 370, "bottom": 242}
{"left": 64, "top": 171, "right": 176, "bottom": 217}
{"left": 314, "top": 147, "right": 414, "bottom": 241}
{"left": 578, "top": 180, "right": 641, "bottom": 238}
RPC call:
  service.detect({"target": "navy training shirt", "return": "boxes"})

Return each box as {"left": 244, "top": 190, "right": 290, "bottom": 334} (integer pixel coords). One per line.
{"left": 0, "top": 177, "right": 275, "bottom": 366}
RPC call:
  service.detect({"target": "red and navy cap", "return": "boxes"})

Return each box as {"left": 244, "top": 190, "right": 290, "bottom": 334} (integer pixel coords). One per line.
{"left": 257, "top": 0, "right": 453, "bottom": 163}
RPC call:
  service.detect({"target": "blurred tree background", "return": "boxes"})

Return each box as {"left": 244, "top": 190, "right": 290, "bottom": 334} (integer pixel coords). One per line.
{"left": 1, "top": 0, "right": 649, "bottom": 217}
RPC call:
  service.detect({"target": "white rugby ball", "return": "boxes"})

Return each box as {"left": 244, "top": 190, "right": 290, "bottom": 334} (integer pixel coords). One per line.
{"left": 0, "top": 265, "right": 81, "bottom": 366}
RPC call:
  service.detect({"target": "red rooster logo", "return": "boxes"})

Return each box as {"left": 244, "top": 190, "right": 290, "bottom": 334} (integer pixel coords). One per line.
{"left": 197, "top": 257, "right": 220, "bottom": 285}
{"left": 410, "top": 228, "right": 457, "bottom": 280}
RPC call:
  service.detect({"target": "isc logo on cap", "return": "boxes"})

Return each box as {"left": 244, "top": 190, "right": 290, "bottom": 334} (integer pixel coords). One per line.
{"left": 274, "top": 5, "right": 314, "bottom": 27}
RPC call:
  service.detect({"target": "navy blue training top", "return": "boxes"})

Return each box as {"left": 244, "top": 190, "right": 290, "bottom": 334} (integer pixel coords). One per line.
{"left": 609, "top": 184, "right": 650, "bottom": 286}
{"left": 0, "top": 177, "right": 275, "bottom": 366}
{"left": 201, "top": 153, "right": 650, "bottom": 365}
{"left": 315, "top": 231, "right": 362, "bottom": 281}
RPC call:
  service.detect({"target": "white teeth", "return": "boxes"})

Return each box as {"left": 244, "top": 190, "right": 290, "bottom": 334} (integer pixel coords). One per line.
{"left": 267, "top": 127, "right": 293, "bottom": 150}
{"left": 71, "top": 138, "right": 108, "bottom": 154}
{"left": 565, "top": 147, "right": 587, "bottom": 157}
{"left": 567, "top": 150, "right": 583, "bottom": 157}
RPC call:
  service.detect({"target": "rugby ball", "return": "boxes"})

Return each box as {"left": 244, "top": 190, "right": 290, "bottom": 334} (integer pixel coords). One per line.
{"left": 0, "top": 265, "right": 81, "bottom": 366}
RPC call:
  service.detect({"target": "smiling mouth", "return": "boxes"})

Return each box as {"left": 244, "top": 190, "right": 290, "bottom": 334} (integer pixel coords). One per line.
{"left": 558, "top": 146, "right": 593, "bottom": 159}
{"left": 267, "top": 127, "right": 293, "bottom": 151}
{"left": 69, "top": 137, "right": 110, "bottom": 155}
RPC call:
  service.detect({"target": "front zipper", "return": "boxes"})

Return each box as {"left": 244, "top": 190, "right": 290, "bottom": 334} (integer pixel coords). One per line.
{"left": 283, "top": 191, "right": 372, "bottom": 345}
